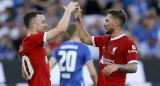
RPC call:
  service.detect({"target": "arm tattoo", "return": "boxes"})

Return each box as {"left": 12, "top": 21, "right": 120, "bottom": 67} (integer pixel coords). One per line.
{"left": 118, "top": 63, "right": 138, "bottom": 73}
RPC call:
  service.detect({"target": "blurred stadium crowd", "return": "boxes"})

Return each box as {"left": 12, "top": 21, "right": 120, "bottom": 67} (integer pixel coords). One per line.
{"left": 0, "top": 0, "right": 160, "bottom": 60}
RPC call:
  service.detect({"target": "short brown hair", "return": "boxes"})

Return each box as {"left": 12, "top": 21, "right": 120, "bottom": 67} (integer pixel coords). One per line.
{"left": 23, "top": 10, "right": 43, "bottom": 28}
{"left": 107, "top": 9, "right": 127, "bottom": 27}
{"left": 66, "top": 23, "right": 77, "bottom": 38}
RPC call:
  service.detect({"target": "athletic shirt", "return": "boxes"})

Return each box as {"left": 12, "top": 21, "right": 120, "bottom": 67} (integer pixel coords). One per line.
{"left": 92, "top": 34, "right": 138, "bottom": 86}
{"left": 51, "top": 41, "right": 93, "bottom": 86}
{"left": 19, "top": 32, "right": 51, "bottom": 86}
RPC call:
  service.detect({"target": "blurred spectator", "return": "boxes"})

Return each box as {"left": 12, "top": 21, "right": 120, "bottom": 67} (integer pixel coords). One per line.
{"left": 0, "top": 18, "right": 17, "bottom": 60}
{"left": 81, "top": 0, "right": 106, "bottom": 15}
{"left": 147, "top": 0, "right": 160, "bottom": 16}
{"left": 132, "top": 16, "right": 153, "bottom": 43}
{"left": 0, "top": 0, "right": 13, "bottom": 25}
{"left": 27, "top": 0, "right": 60, "bottom": 10}
{"left": 88, "top": 20, "right": 105, "bottom": 36}
{"left": 0, "top": 0, "right": 13, "bottom": 12}
{"left": 125, "top": 0, "right": 148, "bottom": 29}
{"left": 132, "top": 16, "right": 159, "bottom": 59}
{"left": 0, "top": 0, "right": 160, "bottom": 60}
{"left": 45, "top": 4, "right": 59, "bottom": 29}
{"left": 139, "top": 36, "right": 159, "bottom": 59}
{"left": 88, "top": 25, "right": 97, "bottom": 36}
{"left": 0, "top": 7, "right": 13, "bottom": 25}
{"left": 105, "top": 0, "right": 124, "bottom": 10}
{"left": 110, "top": 0, "right": 124, "bottom": 9}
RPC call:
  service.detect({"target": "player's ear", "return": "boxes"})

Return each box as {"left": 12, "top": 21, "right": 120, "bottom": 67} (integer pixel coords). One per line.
{"left": 114, "top": 20, "right": 118, "bottom": 26}
{"left": 31, "top": 22, "right": 36, "bottom": 28}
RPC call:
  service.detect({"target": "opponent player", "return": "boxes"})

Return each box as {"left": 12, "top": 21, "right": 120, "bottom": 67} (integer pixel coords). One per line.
{"left": 75, "top": 4, "right": 138, "bottom": 86}
{"left": 19, "top": 2, "right": 77, "bottom": 86}
{"left": 49, "top": 23, "right": 97, "bottom": 86}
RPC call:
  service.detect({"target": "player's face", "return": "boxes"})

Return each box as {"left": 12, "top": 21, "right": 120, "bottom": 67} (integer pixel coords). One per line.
{"left": 35, "top": 14, "right": 48, "bottom": 33}
{"left": 104, "top": 14, "right": 115, "bottom": 34}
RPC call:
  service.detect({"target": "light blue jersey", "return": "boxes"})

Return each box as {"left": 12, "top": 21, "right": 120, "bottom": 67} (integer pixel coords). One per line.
{"left": 51, "top": 40, "right": 93, "bottom": 86}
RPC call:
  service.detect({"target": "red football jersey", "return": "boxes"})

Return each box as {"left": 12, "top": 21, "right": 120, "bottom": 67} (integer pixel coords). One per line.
{"left": 19, "top": 32, "right": 51, "bottom": 86}
{"left": 92, "top": 34, "right": 138, "bottom": 86}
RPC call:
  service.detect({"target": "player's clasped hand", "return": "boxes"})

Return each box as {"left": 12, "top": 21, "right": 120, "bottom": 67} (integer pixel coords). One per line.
{"left": 75, "top": 3, "right": 82, "bottom": 20}
{"left": 101, "top": 64, "right": 119, "bottom": 76}
{"left": 63, "top": 1, "right": 78, "bottom": 12}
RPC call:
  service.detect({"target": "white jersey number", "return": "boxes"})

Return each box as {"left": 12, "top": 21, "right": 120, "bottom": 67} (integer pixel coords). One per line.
{"left": 59, "top": 50, "right": 77, "bottom": 72}
{"left": 22, "top": 55, "right": 34, "bottom": 79}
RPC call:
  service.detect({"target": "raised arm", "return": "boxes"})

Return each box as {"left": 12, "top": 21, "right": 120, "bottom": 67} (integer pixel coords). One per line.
{"left": 86, "top": 62, "right": 97, "bottom": 86}
{"left": 75, "top": 4, "right": 93, "bottom": 45}
{"left": 46, "top": 2, "right": 77, "bottom": 42}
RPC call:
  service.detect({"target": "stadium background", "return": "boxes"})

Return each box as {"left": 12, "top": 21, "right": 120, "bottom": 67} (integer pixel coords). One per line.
{"left": 0, "top": 0, "right": 160, "bottom": 86}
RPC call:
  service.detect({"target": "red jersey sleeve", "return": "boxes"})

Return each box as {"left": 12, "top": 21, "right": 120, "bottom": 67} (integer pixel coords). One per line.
{"left": 92, "top": 36, "right": 110, "bottom": 48}
{"left": 126, "top": 40, "right": 138, "bottom": 63}
{"left": 29, "top": 32, "right": 47, "bottom": 45}
{"left": 92, "top": 36, "right": 102, "bottom": 47}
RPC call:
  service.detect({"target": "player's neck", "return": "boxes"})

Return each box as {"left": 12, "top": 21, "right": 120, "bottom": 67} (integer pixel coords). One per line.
{"left": 71, "top": 36, "right": 80, "bottom": 42}
{"left": 111, "top": 29, "right": 123, "bottom": 38}
{"left": 27, "top": 28, "right": 38, "bottom": 35}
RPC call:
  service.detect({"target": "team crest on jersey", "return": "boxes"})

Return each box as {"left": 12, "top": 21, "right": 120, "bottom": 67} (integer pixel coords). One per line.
{"left": 111, "top": 47, "right": 117, "bottom": 55}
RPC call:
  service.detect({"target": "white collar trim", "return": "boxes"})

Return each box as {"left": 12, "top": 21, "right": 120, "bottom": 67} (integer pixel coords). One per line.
{"left": 111, "top": 34, "right": 125, "bottom": 41}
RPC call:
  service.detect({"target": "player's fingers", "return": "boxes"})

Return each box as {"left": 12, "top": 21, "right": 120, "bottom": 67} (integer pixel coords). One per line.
{"left": 104, "top": 68, "right": 111, "bottom": 76}
{"left": 102, "top": 67, "right": 109, "bottom": 75}
{"left": 107, "top": 69, "right": 113, "bottom": 76}
{"left": 79, "top": 9, "right": 82, "bottom": 14}
{"left": 75, "top": 2, "right": 79, "bottom": 7}
{"left": 75, "top": 4, "right": 79, "bottom": 9}
{"left": 101, "top": 67, "right": 106, "bottom": 74}
{"left": 74, "top": 2, "right": 78, "bottom": 5}
{"left": 67, "top": 1, "right": 72, "bottom": 6}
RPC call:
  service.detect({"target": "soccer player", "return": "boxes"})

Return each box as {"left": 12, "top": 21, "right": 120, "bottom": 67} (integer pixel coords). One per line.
{"left": 75, "top": 5, "right": 138, "bottom": 86}
{"left": 49, "top": 23, "right": 97, "bottom": 86}
{"left": 19, "top": 2, "right": 77, "bottom": 86}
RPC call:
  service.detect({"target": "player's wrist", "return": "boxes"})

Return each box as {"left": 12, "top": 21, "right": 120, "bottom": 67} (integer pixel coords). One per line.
{"left": 76, "top": 18, "right": 82, "bottom": 22}
{"left": 65, "top": 9, "right": 72, "bottom": 14}
{"left": 116, "top": 64, "right": 120, "bottom": 70}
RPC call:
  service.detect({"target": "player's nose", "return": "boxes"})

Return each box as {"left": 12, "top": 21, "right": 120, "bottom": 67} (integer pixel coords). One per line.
{"left": 45, "top": 22, "right": 48, "bottom": 27}
{"left": 104, "top": 24, "right": 106, "bottom": 27}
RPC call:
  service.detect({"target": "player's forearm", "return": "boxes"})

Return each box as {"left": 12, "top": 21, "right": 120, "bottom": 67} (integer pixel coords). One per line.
{"left": 118, "top": 63, "right": 138, "bottom": 73}
{"left": 46, "top": 10, "right": 71, "bottom": 42}
{"left": 91, "top": 75, "right": 97, "bottom": 86}
{"left": 56, "top": 10, "right": 71, "bottom": 32}
{"left": 76, "top": 19, "right": 92, "bottom": 45}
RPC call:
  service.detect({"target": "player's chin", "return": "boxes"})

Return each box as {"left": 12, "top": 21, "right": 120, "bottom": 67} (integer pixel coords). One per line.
{"left": 105, "top": 30, "right": 108, "bottom": 34}
{"left": 105, "top": 31, "right": 112, "bottom": 34}
{"left": 43, "top": 29, "right": 46, "bottom": 32}
{"left": 40, "top": 30, "right": 45, "bottom": 33}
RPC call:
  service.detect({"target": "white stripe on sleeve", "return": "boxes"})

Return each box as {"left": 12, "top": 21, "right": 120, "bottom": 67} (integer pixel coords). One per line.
{"left": 127, "top": 60, "right": 138, "bottom": 64}
{"left": 43, "top": 32, "right": 47, "bottom": 43}
{"left": 92, "top": 36, "right": 96, "bottom": 46}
